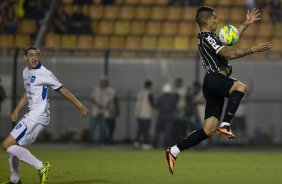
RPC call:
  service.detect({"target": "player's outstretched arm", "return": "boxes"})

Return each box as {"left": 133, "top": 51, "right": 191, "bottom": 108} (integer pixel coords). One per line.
{"left": 218, "top": 41, "right": 272, "bottom": 59}
{"left": 58, "top": 87, "right": 88, "bottom": 117}
{"left": 10, "top": 93, "right": 28, "bottom": 122}
{"left": 238, "top": 8, "right": 261, "bottom": 35}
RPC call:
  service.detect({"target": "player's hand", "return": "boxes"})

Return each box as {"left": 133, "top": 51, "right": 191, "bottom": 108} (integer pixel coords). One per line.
{"left": 79, "top": 105, "right": 88, "bottom": 117}
{"left": 10, "top": 110, "right": 19, "bottom": 122}
{"left": 245, "top": 8, "right": 261, "bottom": 25}
{"left": 251, "top": 42, "right": 272, "bottom": 52}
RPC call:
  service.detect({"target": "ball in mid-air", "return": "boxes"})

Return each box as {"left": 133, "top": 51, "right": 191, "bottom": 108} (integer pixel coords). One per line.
{"left": 219, "top": 25, "right": 239, "bottom": 46}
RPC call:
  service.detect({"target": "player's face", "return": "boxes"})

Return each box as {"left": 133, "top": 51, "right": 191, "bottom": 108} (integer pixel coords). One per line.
{"left": 207, "top": 12, "right": 219, "bottom": 32}
{"left": 26, "top": 49, "right": 40, "bottom": 69}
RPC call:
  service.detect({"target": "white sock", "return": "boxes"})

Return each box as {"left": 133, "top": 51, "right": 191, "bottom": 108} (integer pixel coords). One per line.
{"left": 7, "top": 145, "right": 43, "bottom": 170}
{"left": 8, "top": 153, "right": 20, "bottom": 183}
{"left": 170, "top": 145, "right": 180, "bottom": 158}
{"left": 220, "top": 122, "right": 230, "bottom": 127}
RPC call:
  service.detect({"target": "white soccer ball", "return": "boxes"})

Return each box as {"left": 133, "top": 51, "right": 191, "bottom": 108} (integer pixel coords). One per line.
{"left": 219, "top": 25, "right": 239, "bottom": 46}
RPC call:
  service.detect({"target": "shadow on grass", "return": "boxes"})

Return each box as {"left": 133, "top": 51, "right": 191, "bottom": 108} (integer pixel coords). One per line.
{"left": 53, "top": 179, "right": 121, "bottom": 184}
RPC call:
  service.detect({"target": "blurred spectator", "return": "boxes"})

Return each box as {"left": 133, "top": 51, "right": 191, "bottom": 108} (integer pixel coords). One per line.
{"left": 73, "top": 0, "right": 92, "bottom": 6}
{"left": 256, "top": 0, "right": 267, "bottom": 9}
{"left": 245, "top": 0, "right": 256, "bottom": 9}
{"left": 269, "top": 0, "right": 282, "bottom": 23}
{"left": 134, "top": 80, "right": 154, "bottom": 149}
{"left": 90, "top": 77, "right": 116, "bottom": 145}
{"left": 167, "top": 0, "right": 204, "bottom": 6}
{"left": 0, "top": 0, "right": 18, "bottom": 33}
{"left": 171, "top": 78, "right": 187, "bottom": 144}
{"left": 0, "top": 78, "right": 6, "bottom": 116}
{"left": 105, "top": 90, "right": 120, "bottom": 144}
{"left": 23, "top": 0, "right": 44, "bottom": 28}
{"left": 53, "top": 5, "right": 71, "bottom": 34}
{"left": 154, "top": 84, "right": 178, "bottom": 148}
{"left": 70, "top": 6, "right": 91, "bottom": 35}
{"left": 101, "top": 0, "right": 115, "bottom": 5}
{"left": 3, "top": 6, "right": 17, "bottom": 34}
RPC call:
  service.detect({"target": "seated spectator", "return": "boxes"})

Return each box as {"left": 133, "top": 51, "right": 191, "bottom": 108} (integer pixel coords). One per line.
{"left": 23, "top": 0, "right": 44, "bottom": 28}
{"left": 73, "top": 0, "right": 92, "bottom": 6}
{"left": 269, "top": 0, "right": 282, "bottom": 23}
{"left": 70, "top": 6, "right": 91, "bottom": 35}
{"left": 101, "top": 0, "right": 115, "bottom": 5}
{"left": 167, "top": 0, "right": 203, "bottom": 6}
{"left": 3, "top": 6, "right": 17, "bottom": 34}
{"left": 0, "top": 0, "right": 18, "bottom": 33}
{"left": 245, "top": 0, "right": 256, "bottom": 9}
{"left": 53, "top": 5, "right": 71, "bottom": 34}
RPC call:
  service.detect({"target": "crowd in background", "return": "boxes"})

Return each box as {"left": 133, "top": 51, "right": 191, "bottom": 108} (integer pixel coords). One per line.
{"left": 88, "top": 76, "right": 210, "bottom": 150}
{"left": 0, "top": 0, "right": 49, "bottom": 35}
{"left": 0, "top": 0, "right": 281, "bottom": 36}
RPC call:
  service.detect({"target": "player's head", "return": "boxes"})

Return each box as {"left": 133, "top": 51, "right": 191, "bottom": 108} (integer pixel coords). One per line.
{"left": 144, "top": 80, "right": 152, "bottom": 89}
{"left": 24, "top": 46, "right": 41, "bottom": 69}
{"left": 174, "top": 77, "right": 183, "bottom": 88}
{"left": 99, "top": 76, "right": 109, "bottom": 88}
{"left": 193, "top": 81, "right": 202, "bottom": 94}
{"left": 196, "top": 6, "right": 218, "bottom": 32}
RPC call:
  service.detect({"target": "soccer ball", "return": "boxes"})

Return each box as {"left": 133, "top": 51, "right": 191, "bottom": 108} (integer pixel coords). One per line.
{"left": 219, "top": 25, "right": 239, "bottom": 46}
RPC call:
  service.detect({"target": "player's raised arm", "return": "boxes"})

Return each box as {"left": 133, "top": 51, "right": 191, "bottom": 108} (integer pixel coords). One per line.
{"left": 218, "top": 41, "right": 272, "bottom": 59}
{"left": 238, "top": 8, "right": 261, "bottom": 35}
{"left": 57, "top": 87, "right": 88, "bottom": 117}
{"left": 10, "top": 92, "right": 28, "bottom": 122}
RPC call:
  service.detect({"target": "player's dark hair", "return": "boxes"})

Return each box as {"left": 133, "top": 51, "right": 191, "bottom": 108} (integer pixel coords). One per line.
{"left": 196, "top": 6, "right": 215, "bottom": 26}
{"left": 25, "top": 46, "right": 41, "bottom": 56}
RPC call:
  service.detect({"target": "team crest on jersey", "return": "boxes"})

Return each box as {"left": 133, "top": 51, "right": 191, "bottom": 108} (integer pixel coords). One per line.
{"left": 30, "top": 76, "right": 36, "bottom": 83}
{"left": 15, "top": 123, "right": 22, "bottom": 129}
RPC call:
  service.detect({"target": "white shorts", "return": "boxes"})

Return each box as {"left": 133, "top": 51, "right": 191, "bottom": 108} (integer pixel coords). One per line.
{"left": 10, "top": 114, "right": 49, "bottom": 146}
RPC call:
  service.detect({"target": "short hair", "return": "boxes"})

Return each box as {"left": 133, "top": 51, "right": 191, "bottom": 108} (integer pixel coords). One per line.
{"left": 196, "top": 6, "right": 215, "bottom": 27}
{"left": 25, "top": 46, "right": 41, "bottom": 56}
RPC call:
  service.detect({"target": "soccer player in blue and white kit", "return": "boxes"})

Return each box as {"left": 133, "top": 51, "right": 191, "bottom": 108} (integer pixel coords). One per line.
{"left": 1, "top": 46, "right": 88, "bottom": 184}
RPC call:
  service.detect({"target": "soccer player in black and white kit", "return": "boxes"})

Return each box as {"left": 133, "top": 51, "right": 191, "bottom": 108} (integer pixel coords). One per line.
{"left": 164, "top": 6, "right": 272, "bottom": 174}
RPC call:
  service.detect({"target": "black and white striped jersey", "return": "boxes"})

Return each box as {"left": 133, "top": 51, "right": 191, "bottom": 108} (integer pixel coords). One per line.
{"left": 198, "top": 32, "right": 230, "bottom": 74}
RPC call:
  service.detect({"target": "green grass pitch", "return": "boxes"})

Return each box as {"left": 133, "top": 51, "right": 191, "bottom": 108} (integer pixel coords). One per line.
{"left": 0, "top": 146, "right": 282, "bottom": 184}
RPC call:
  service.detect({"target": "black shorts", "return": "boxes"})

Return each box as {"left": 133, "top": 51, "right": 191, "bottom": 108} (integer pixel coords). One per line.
{"left": 202, "top": 73, "right": 237, "bottom": 120}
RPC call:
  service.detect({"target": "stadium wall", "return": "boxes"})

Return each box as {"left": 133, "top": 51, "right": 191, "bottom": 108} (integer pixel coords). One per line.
{"left": 0, "top": 56, "right": 282, "bottom": 145}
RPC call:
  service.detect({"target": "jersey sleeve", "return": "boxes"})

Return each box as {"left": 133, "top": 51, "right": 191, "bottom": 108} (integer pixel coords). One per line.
{"left": 44, "top": 71, "right": 63, "bottom": 91}
{"left": 202, "top": 34, "right": 225, "bottom": 54}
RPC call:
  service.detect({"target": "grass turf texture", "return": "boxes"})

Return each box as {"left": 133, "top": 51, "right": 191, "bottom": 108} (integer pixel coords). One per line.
{"left": 0, "top": 147, "right": 282, "bottom": 184}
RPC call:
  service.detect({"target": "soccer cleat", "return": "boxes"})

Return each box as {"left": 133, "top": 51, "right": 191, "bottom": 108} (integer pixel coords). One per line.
{"left": 0, "top": 180, "right": 22, "bottom": 184}
{"left": 38, "top": 162, "right": 51, "bottom": 184}
{"left": 217, "top": 126, "right": 236, "bottom": 139}
{"left": 164, "top": 147, "right": 176, "bottom": 175}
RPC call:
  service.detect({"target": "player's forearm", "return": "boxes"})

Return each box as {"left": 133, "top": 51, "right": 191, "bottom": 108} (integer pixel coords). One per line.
{"left": 59, "top": 87, "right": 84, "bottom": 109}
{"left": 218, "top": 46, "right": 254, "bottom": 60}
{"left": 237, "top": 21, "right": 249, "bottom": 35}
{"left": 14, "top": 93, "right": 28, "bottom": 112}
{"left": 228, "top": 48, "right": 254, "bottom": 59}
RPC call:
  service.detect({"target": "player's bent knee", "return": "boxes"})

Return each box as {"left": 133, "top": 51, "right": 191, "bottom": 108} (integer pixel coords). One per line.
{"left": 2, "top": 141, "right": 9, "bottom": 151}
{"left": 2, "top": 136, "right": 17, "bottom": 151}
{"left": 232, "top": 82, "right": 247, "bottom": 93}
{"left": 237, "top": 84, "right": 247, "bottom": 93}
